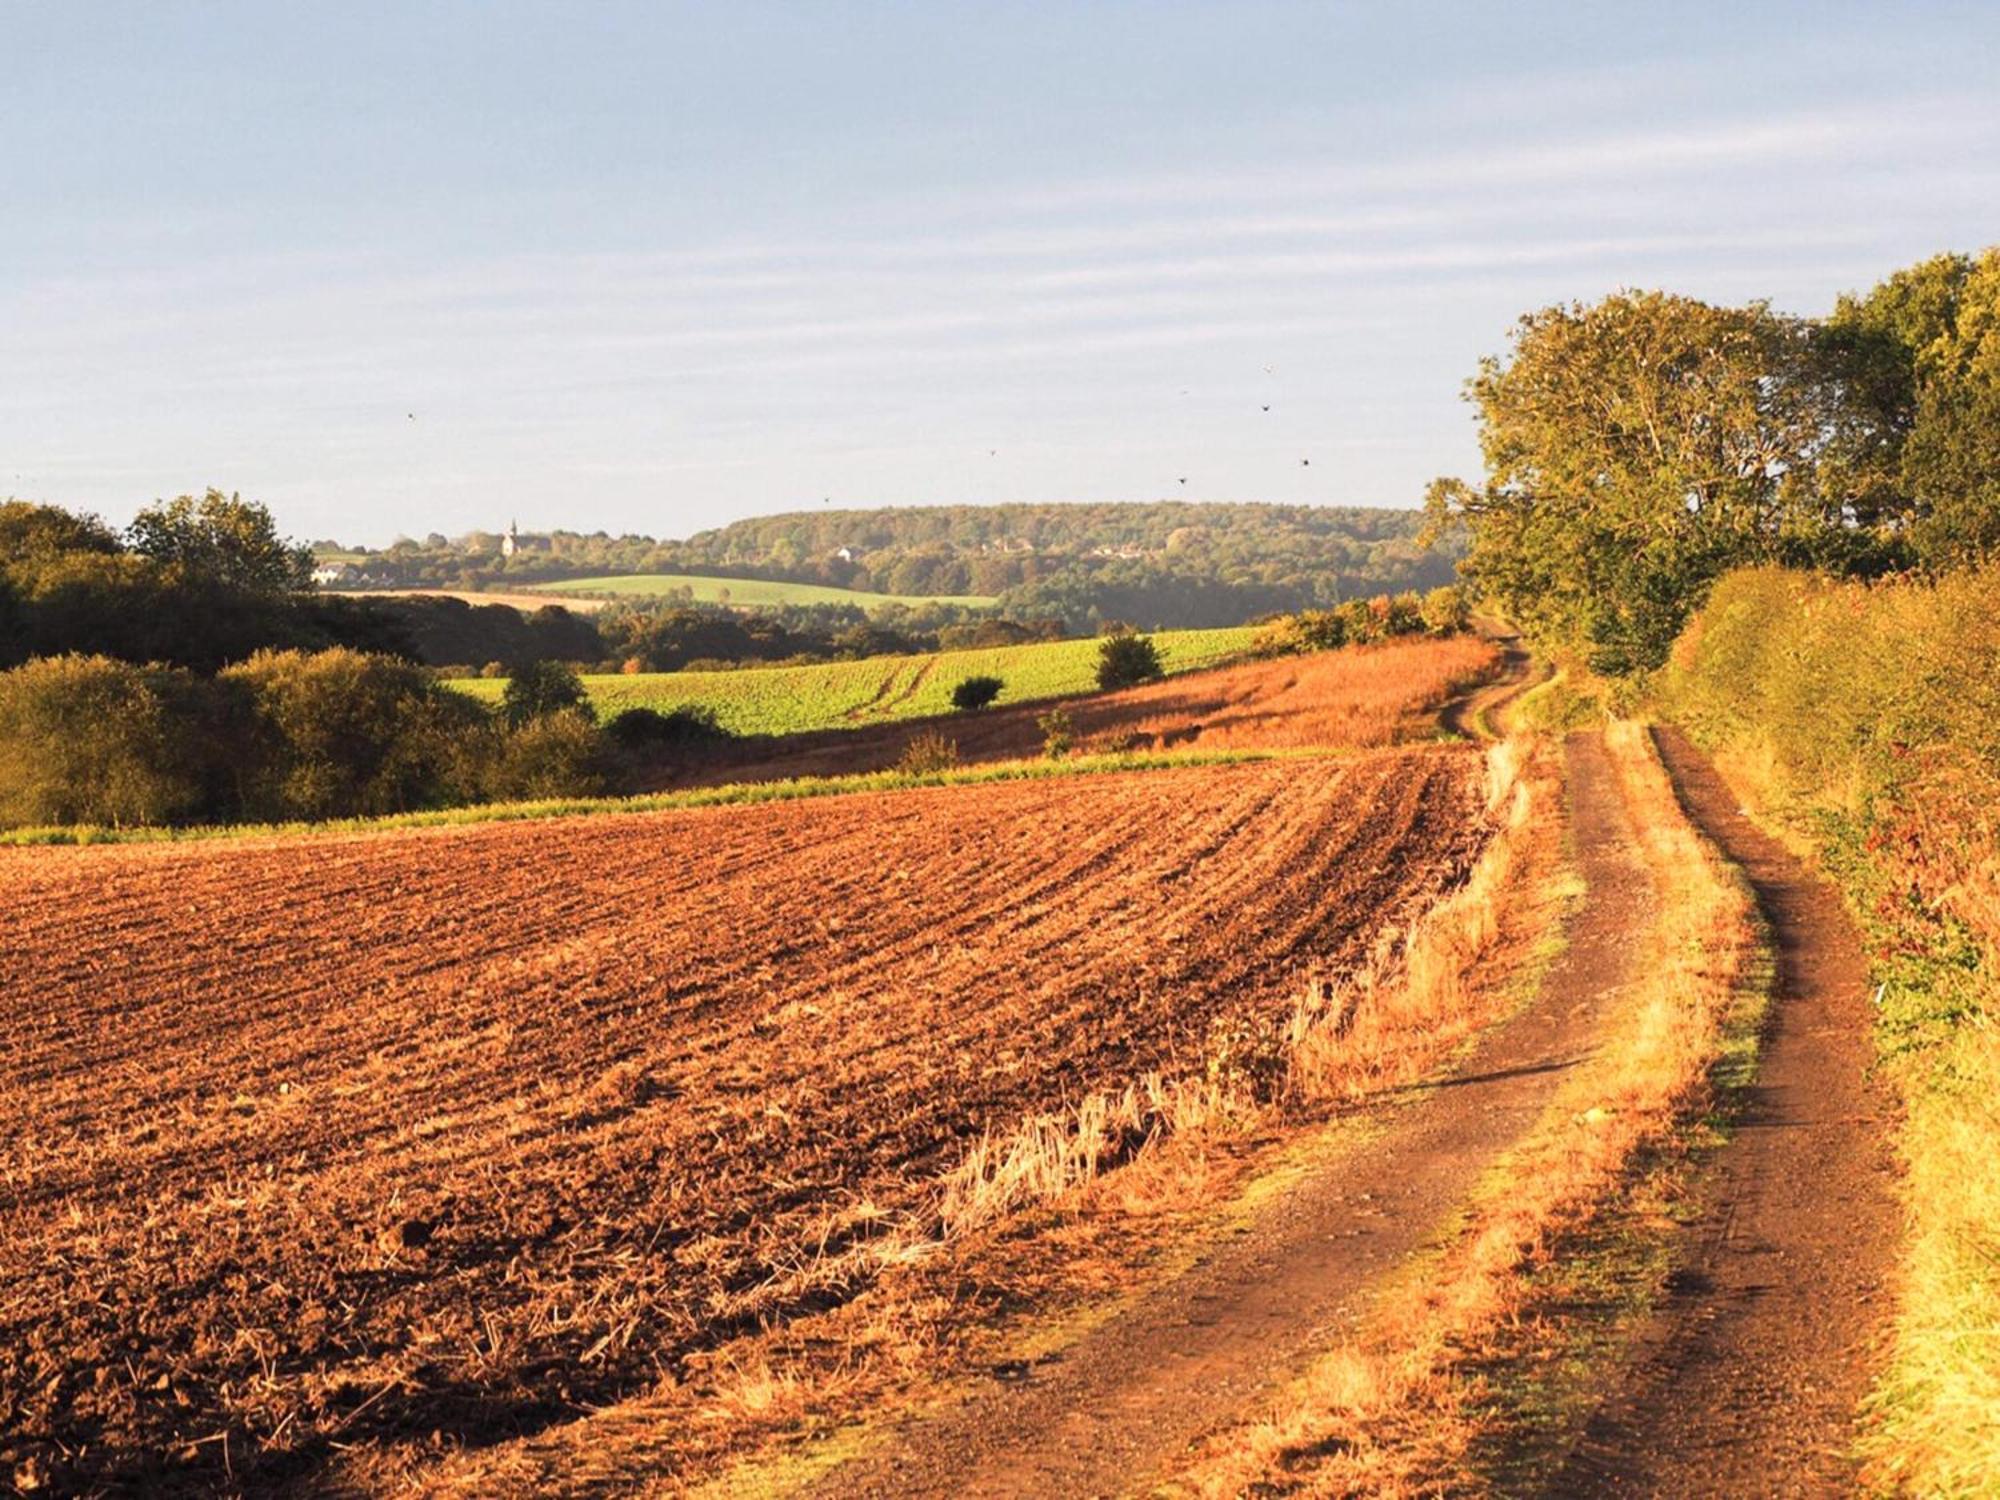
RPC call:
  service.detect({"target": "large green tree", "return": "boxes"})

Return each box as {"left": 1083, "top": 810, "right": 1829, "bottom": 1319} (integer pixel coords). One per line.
{"left": 127, "top": 489, "right": 314, "bottom": 596}
{"left": 1425, "top": 291, "right": 1894, "bottom": 674}
{"left": 0, "top": 500, "right": 123, "bottom": 563}
{"left": 1829, "top": 249, "right": 2000, "bottom": 568}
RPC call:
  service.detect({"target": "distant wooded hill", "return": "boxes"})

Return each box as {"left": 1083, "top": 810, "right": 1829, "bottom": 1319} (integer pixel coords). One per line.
{"left": 323, "top": 502, "right": 1461, "bottom": 630}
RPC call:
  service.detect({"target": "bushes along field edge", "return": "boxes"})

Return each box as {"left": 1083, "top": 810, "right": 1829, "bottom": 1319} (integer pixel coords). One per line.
{"left": 0, "top": 745, "right": 1302, "bottom": 848}
{"left": 0, "top": 649, "right": 616, "bottom": 830}
{"left": 0, "top": 608, "right": 1461, "bottom": 834}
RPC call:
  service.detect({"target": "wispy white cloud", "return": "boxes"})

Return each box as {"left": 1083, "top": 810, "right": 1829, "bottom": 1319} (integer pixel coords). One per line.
{"left": 987, "top": 100, "right": 1992, "bottom": 214}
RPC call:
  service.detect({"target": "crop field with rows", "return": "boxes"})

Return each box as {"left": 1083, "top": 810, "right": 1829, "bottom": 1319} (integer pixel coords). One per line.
{"left": 451, "top": 626, "right": 1262, "bottom": 737}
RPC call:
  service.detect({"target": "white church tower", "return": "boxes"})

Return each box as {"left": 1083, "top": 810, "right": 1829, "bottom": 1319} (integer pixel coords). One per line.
{"left": 501, "top": 519, "right": 519, "bottom": 558}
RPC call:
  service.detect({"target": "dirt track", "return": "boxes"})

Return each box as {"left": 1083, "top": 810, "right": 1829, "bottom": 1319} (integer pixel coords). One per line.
{"left": 1439, "top": 624, "right": 1533, "bottom": 742}
{"left": 800, "top": 732, "right": 1654, "bottom": 1497}
{"left": 0, "top": 753, "right": 1483, "bottom": 1495}
{"left": 1551, "top": 728, "right": 1899, "bottom": 1495}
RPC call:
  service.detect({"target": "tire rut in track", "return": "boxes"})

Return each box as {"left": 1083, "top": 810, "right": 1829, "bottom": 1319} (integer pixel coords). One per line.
{"left": 1549, "top": 727, "right": 1899, "bottom": 1497}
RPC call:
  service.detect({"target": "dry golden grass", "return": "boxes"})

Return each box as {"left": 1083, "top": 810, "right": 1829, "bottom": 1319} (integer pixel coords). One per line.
{"left": 1284, "top": 736, "right": 1535, "bottom": 1107}
{"left": 1164, "top": 722, "right": 1759, "bottom": 1496}
{"left": 920, "top": 736, "right": 1541, "bottom": 1255}
{"left": 1870, "top": 1020, "right": 2000, "bottom": 1495}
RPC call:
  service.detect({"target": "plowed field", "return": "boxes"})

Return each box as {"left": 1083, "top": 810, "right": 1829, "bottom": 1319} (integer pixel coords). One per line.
{"left": 0, "top": 750, "right": 1486, "bottom": 1494}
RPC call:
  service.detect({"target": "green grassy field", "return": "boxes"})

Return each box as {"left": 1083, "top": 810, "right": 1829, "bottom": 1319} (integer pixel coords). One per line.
{"left": 527, "top": 573, "right": 998, "bottom": 609}
{"left": 452, "top": 626, "right": 1260, "bottom": 737}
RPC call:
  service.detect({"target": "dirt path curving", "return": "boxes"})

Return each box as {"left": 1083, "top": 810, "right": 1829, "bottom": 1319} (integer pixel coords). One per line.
{"left": 1440, "top": 621, "right": 1535, "bottom": 742}
{"left": 1552, "top": 727, "right": 1900, "bottom": 1497}
{"left": 802, "top": 732, "right": 1657, "bottom": 1498}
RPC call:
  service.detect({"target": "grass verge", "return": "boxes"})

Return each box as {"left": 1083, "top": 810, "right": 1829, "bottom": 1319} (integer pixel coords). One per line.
{"left": 1658, "top": 564, "right": 2000, "bottom": 1491}
{"left": 1697, "top": 742, "right": 2000, "bottom": 1494}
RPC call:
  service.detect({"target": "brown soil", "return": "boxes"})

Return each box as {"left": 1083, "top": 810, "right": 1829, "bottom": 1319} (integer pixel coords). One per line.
{"left": 0, "top": 752, "right": 1483, "bottom": 1495}
{"left": 801, "top": 730, "right": 1656, "bottom": 1497}
{"left": 1551, "top": 727, "right": 1900, "bottom": 1496}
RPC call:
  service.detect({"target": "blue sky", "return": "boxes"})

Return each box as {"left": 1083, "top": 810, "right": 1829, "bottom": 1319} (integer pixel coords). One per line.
{"left": 6, "top": 2, "right": 1997, "bottom": 544}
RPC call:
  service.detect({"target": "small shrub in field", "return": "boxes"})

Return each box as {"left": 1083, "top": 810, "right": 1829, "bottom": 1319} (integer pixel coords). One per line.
{"left": 1332, "top": 598, "right": 1379, "bottom": 644}
{"left": 1248, "top": 615, "right": 1307, "bottom": 658}
{"left": 950, "top": 674, "right": 1004, "bottom": 711}
{"left": 604, "top": 703, "right": 729, "bottom": 750}
{"left": 1421, "top": 585, "right": 1472, "bottom": 635}
{"left": 896, "top": 730, "right": 960, "bottom": 775}
{"left": 501, "top": 659, "right": 593, "bottom": 727}
{"left": 1381, "top": 591, "right": 1425, "bottom": 637}
{"left": 1250, "top": 611, "right": 1347, "bottom": 656}
{"left": 1203, "top": 1008, "right": 1288, "bottom": 1097}
{"left": 1097, "top": 633, "right": 1164, "bottom": 690}
{"left": 1037, "top": 707, "right": 1075, "bottom": 760}
{"left": 486, "top": 709, "right": 605, "bottom": 800}
{"left": 1296, "top": 610, "right": 1349, "bottom": 650}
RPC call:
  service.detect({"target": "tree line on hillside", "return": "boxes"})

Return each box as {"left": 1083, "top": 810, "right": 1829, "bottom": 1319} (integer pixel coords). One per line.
{"left": 1426, "top": 247, "right": 2000, "bottom": 675}
{"left": 1, "top": 485, "right": 1464, "bottom": 830}
{"left": 324, "top": 594, "right": 1074, "bottom": 673}
{"left": 316, "top": 501, "right": 1461, "bottom": 629}
{"left": 0, "top": 492, "right": 408, "bottom": 672}
{"left": 0, "top": 498, "right": 1082, "bottom": 676}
